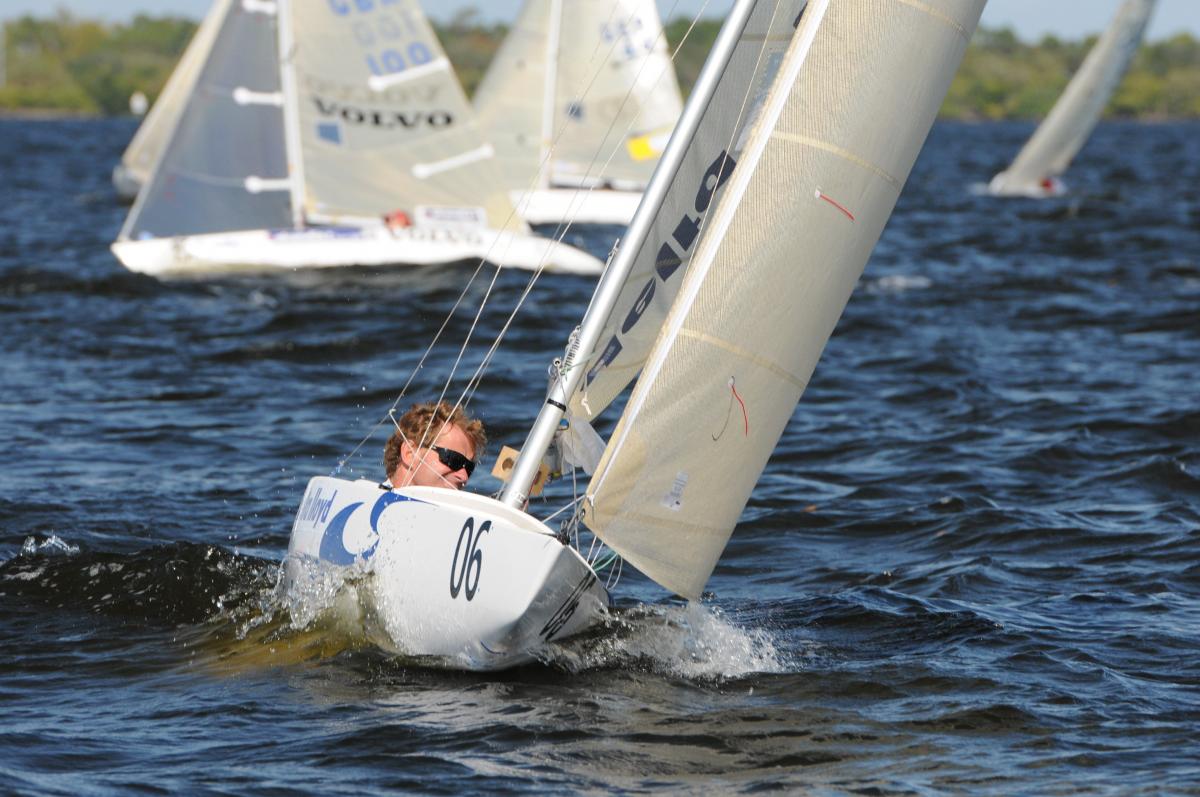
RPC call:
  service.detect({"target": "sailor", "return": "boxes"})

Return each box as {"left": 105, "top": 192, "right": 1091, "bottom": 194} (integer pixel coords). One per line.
{"left": 383, "top": 401, "right": 486, "bottom": 491}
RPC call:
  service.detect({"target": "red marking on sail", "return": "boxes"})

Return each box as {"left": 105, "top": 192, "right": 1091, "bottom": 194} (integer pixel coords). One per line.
{"left": 730, "top": 380, "right": 749, "bottom": 436}
{"left": 816, "top": 189, "right": 855, "bottom": 221}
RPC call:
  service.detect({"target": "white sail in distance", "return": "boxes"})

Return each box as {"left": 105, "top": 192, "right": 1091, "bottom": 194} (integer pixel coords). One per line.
{"left": 988, "top": 0, "right": 1156, "bottom": 197}
{"left": 568, "top": 0, "right": 803, "bottom": 422}
{"left": 583, "top": 0, "right": 986, "bottom": 600}
{"left": 473, "top": 0, "right": 683, "bottom": 192}
{"left": 118, "top": 0, "right": 292, "bottom": 241}
{"left": 290, "top": 1, "right": 522, "bottom": 231}
{"left": 113, "top": 0, "right": 231, "bottom": 201}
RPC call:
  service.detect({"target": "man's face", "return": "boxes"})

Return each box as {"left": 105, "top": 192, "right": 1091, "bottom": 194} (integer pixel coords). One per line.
{"left": 399, "top": 423, "right": 477, "bottom": 490}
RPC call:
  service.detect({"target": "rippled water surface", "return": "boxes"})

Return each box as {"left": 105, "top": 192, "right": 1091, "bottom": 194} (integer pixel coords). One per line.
{"left": 2, "top": 117, "right": 1199, "bottom": 795}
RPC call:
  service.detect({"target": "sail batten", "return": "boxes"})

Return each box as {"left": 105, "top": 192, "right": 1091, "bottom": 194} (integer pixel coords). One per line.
{"left": 582, "top": 0, "right": 986, "bottom": 600}
{"left": 113, "top": 0, "right": 234, "bottom": 200}
{"left": 119, "top": 0, "right": 293, "bottom": 241}
{"left": 289, "top": 1, "right": 523, "bottom": 231}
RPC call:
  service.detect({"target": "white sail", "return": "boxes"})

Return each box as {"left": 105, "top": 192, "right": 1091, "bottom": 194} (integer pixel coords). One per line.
{"left": 569, "top": 0, "right": 802, "bottom": 422}
{"left": 112, "top": 0, "right": 232, "bottom": 201}
{"left": 583, "top": 0, "right": 985, "bottom": 599}
{"left": 289, "top": 1, "right": 522, "bottom": 232}
{"left": 474, "top": 0, "right": 683, "bottom": 193}
{"left": 988, "top": 0, "right": 1156, "bottom": 197}
{"left": 118, "top": 0, "right": 292, "bottom": 241}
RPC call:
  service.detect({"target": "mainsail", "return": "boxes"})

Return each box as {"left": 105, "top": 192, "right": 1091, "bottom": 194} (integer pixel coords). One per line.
{"left": 988, "top": 0, "right": 1156, "bottom": 196}
{"left": 113, "top": 0, "right": 231, "bottom": 201}
{"left": 569, "top": 0, "right": 802, "bottom": 422}
{"left": 473, "top": 0, "right": 683, "bottom": 192}
{"left": 581, "top": 0, "right": 985, "bottom": 599}
{"left": 118, "top": 1, "right": 291, "bottom": 240}
{"left": 119, "top": 0, "right": 525, "bottom": 242}
{"left": 289, "top": 1, "right": 521, "bottom": 231}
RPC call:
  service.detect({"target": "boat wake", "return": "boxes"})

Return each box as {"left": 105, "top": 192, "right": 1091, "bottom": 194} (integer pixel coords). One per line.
{"left": 2, "top": 537, "right": 797, "bottom": 679}
{"left": 543, "top": 601, "right": 792, "bottom": 680}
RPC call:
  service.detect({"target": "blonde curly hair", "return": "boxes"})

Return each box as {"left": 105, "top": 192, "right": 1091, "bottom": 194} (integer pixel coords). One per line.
{"left": 384, "top": 401, "right": 486, "bottom": 477}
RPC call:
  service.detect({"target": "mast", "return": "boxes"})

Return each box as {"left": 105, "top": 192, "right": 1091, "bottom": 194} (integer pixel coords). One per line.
{"left": 276, "top": 0, "right": 307, "bottom": 229}
{"left": 538, "top": 0, "right": 564, "bottom": 191}
{"left": 500, "top": 0, "right": 760, "bottom": 509}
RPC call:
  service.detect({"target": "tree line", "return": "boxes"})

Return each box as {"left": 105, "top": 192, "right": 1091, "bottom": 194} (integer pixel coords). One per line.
{"left": 1, "top": 10, "right": 1197, "bottom": 119}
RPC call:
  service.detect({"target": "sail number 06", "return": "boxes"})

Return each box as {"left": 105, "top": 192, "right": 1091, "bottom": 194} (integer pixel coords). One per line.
{"left": 449, "top": 517, "right": 490, "bottom": 601}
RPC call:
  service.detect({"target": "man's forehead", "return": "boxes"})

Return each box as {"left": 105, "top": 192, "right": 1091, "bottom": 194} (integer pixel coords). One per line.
{"left": 435, "top": 423, "right": 473, "bottom": 448}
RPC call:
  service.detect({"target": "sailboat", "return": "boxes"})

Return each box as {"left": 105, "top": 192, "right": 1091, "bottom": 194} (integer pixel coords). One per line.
{"left": 285, "top": 0, "right": 985, "bottom": 670}
{"left": 111, "top": 0, "right": 602, "bottom": 276}
{"left": 987, "top": 0, "right": 1157, "bottom": 198}
{"left": 472, "top": 0, "right": 684, "bottom": 226}
{"left": 112, "top": 0, "right": 231, "bottom": 202}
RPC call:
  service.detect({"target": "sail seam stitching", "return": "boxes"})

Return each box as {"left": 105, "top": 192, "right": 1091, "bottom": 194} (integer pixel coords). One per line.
{"left": 590, "top": 0, "right": 832, "bottom": 500}
{"left": 678, "top": 328, "right": 806, "bottom": 389}
{"left": 893, "top": 0, "right": 971, "bottom": 40}
{"left": 771, "top": 132, "right": 902, "bottom": 190}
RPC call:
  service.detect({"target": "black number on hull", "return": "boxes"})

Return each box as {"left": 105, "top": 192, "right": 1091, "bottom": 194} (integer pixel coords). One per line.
{"left": 450, "top": 517, "right": 489, "bottom": 601}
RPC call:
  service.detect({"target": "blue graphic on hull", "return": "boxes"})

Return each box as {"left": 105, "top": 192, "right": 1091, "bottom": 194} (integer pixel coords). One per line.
{"left": 318, "top": 502, "right": 365, "bottom": 565}
{"left": 317, "top": 491, "right": 429, "bottom": 566}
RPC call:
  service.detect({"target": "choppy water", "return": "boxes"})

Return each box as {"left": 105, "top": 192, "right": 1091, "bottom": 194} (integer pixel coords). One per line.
{"left": 2, "top": 117, "right": 1198, "bottom": 795}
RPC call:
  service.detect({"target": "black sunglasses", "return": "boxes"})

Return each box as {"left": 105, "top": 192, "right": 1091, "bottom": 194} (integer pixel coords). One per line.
{"left": 429, "top": 445, "right": 476, "bottom": 476}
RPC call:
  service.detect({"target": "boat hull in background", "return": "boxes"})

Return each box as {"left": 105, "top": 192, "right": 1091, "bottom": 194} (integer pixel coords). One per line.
{"left": 513, "top": 188, "right": 644, "bottom": 226}
{"left": 111, "top": 225, "right": 604, "bottom": 276}
{"left": 286, "top": 477, "right": 609, "bottom": 670}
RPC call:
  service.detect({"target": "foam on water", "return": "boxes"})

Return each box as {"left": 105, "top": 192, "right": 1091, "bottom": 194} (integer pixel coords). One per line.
{"left": 547, "top": 601, "right": 792, "bottom": 679}
{"left": 20, "top": 534, "right": 79, "bottom": 557}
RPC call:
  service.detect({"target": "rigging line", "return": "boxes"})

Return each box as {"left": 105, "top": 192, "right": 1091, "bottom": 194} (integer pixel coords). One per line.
{"left": 333, "top": 254, "right": 493, "bottom": 473}
{"left": 457, "top": 0, "right": 712, "bottom": 410}
{"left": 437, "top": 4, "right": 695, "bottom": 416}
{"left": 510, "top": 0, "right": 700, "bottom": 258}
{"left": 589, "top": 0, "right": 797, "bottom": 494}
{"left": 542, "top": 495, "right": 584, "bottom": 524}
{"left": 351, "top": 0, "right": 713, "bottom": 466}
{"left": 538, "top": 0, "right": 702, "bottom": 245}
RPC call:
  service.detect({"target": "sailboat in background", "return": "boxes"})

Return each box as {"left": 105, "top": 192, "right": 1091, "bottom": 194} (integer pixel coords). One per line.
{"left": 111, "top": 0, "right": 230, "bottom": 203}
{"left": 284, "top": 0, "right": 984, "bottom": 670}
{"left": 472, "top": 0, "right": 684, "bottom": 226}
{"left": 987, "top": 0, "right": 1157, "bottom": 198}
{"left": 112, "top": 0, "right": 601, "bottom": 276}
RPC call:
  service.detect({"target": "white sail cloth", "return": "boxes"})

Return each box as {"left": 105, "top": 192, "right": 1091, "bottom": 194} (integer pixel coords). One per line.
{"left": 119, "top": 1, "right": 292, "bottom": 241}
{"left": 569, "top": 0, "right": 801, "bottom": 422}
{"left": 290, "top": 1, "right": 521, "bottom": 231}
{"left": 583, "top": 0, "right": 985, "bottom": 599}
{"left": 988, "top": 0, "right": 1156, "bottom": 196}
{"left": 473, "top": 0, "right": 683, "bottom": 192}
{"left": 114, "top": 0, "right": 232, "bottom": 201}
{"left": 119, "top": 0, "right": 526, "bottom": 242}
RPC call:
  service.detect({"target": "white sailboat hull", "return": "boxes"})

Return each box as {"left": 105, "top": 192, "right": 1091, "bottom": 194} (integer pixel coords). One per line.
{"left": 514, "top": 188, "right": 644, "bottom": 226}
{"left": 286, "top": 477, "right": 609, "bottom": 670}
{"left": 111, "top": 225, "right": 604, "bottom": 276}
{"left": 986, "top": 174, "right": 1067, "bottom": 199}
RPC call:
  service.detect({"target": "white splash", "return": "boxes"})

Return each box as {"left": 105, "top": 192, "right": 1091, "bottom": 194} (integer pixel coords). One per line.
{"left": 275, "top": 553, "right": 369, "bottom": 633}
{"left": 21, "top": 535, "right": 79, "bottom": 556}
{"left": 865, "top": 274, "right": 933, "bottom": 293}
{"left": 549, "top": 602, "right": 790, "bottom": 679}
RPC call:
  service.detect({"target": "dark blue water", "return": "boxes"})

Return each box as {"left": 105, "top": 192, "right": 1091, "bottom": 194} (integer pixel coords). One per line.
{"left": 2, "top": 117, "right": 1198, "bottom": 794}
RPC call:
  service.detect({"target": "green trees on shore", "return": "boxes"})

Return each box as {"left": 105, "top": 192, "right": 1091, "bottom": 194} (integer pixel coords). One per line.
{"left": 1, "top": 11, "right": 1196, "bottom": 119}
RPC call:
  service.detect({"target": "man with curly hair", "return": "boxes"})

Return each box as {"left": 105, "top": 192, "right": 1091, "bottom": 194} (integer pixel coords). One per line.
{"left": 383, "top": 401, "right": 487, "bottom": 491}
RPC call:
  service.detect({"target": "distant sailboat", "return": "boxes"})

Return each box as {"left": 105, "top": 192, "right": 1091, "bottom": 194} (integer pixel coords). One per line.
{"left": 285, "top": 0, "right": 984, "bottom": 669}
{"left": 472, "top": 0, "right": 684, "bottom": 226}
{"left": 112, "top": 0, "right": 230, "bottom": 202}
{"left": 112, "top": 0, "right": 601, "bottom": 276}
{"left": 987, "top": 0, "right": 1157, "bottom": 198}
